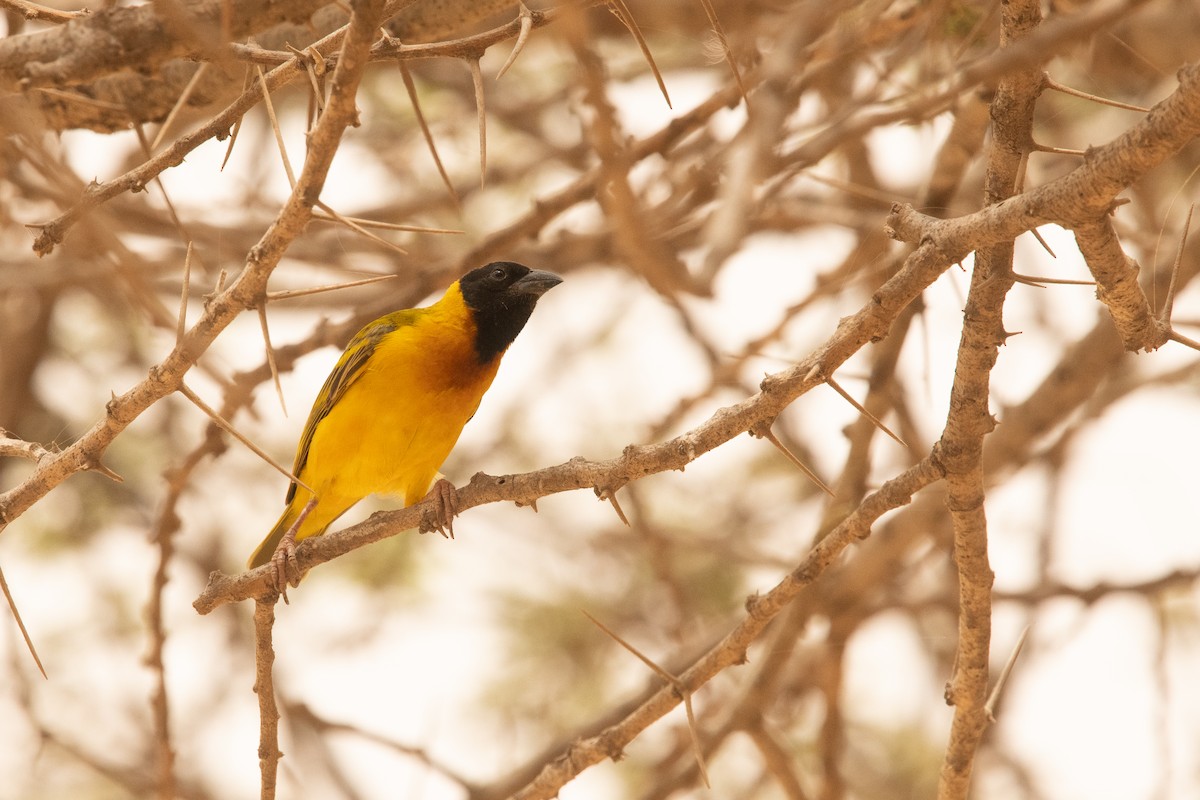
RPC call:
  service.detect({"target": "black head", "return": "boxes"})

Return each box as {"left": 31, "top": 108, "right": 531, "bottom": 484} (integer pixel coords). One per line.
{"left": 458, "top": 262, "right": 562, "bottom": 363}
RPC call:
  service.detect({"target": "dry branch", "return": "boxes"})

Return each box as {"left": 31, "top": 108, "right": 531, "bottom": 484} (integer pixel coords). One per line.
{"left": 935, "top": 2, "right": 1044, "bottom": 795}
{"left": 4, "top": 3, "right": 1200, "bottom": 797}
{"left": 1, "top": 0, "right": 390, "bottom": 537}
{"left": 194, "top": 198, "right": 966, "bottom": 610}
{"left": 1073, "top": 216, "right": 1171, "bottom": 350}
{"left": 169, "top": 56, "right": 1200, "bottom": 607}
{"left": 501, "top": 457, "right": 944, "bottom": 800}
{"left": 22, "top": 3, "right": 567, "bottom": 255}
{"left": 0, "top": 0, "right": 330, "bottom": 93}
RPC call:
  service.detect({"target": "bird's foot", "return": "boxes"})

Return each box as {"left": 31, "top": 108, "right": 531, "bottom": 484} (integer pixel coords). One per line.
{"left": 419, "top": 478, "right": 459, "bottom": 539}
{"left": 269, "top": 497, "right": 316, "bottom": 604}
{"left": 269, "top": 539, "right": 298, "bottom": 604}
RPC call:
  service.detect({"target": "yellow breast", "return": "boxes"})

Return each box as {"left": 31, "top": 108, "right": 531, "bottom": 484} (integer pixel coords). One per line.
{"left": 300, "top": 290, "right": 501, "bottom": 507}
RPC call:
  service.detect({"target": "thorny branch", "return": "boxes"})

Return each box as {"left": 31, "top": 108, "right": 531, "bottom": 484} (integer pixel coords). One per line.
{"left": 187, "top": 52, "right": 1200, "bottom": 798}
{"left": 3, "top": 2, "right": 1200, "bottom": 798}
{"left": 935, "top": 1, "right": 1043, "bottom": 796}
{"left": 1, "top": 0, "right": 396, "bottom": 530}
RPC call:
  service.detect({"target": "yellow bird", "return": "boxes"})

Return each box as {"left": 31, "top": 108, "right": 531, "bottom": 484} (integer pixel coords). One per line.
{"left": 249, "top": 262, "right": 562, "bottom": 588}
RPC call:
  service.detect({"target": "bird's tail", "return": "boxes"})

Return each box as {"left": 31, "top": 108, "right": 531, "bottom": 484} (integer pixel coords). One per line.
{"left": 249, "top": 503, "right": 319, "bottom": 573}
{"left": 248, "top": 505, "right": 297, "bottom": 569}
{"left": 248, "top": 493, "right": 351, "bottom": 569}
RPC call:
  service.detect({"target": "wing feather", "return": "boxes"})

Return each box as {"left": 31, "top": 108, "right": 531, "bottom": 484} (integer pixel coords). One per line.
{"left": 284, "top": 311, "right": 416, "bottom": 503}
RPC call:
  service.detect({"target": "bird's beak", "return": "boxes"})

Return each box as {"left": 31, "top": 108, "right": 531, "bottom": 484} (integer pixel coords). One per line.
{"left": 511, "top": 269, "right": 563, "bottom": 297}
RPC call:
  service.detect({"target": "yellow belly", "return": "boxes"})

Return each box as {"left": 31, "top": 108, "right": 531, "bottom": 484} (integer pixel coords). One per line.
{"left": 304, "top": 375, "right": 482, "bottom": 505}
{"left": 292, "top": 318, "right": 500, "bottom": 538}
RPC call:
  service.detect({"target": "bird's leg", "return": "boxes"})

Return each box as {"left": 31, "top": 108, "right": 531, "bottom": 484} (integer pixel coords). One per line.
{"left": 271, "top": 497, "right": 317, "bottom": 603}
{"left": 418, "top": 478, "right": 459, "bottom": 539}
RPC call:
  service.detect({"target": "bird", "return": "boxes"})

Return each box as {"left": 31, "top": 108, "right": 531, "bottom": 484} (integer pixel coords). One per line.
{"left": 248, "top": 262, "right": 562, "bottom": 593}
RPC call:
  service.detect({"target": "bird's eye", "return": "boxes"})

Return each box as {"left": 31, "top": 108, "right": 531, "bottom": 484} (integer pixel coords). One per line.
{"left": 490, "top": 267, "right": 507, "bottom": 281}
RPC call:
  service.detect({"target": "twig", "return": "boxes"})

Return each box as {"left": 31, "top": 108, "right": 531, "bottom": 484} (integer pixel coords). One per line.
{"left": 1072, "top": 216, "right": 1171, "bottom": 351}
{"left": 177, "top": 383, "right": 311, "bottom": 494}
{"left": 176, "top": 242, "right": 193, "bottom": 346}
{"left": 0, "top": 562, "right": 47, "bottom": 679}
{"left": 266, "top": 274, "right": 397, "bottom": 302}
{"left": 1160, "top": 203, "right": 1194, "bottom": 322}
{"left": 256, "top": 65, "right": 297, "bottom": 189}
{"left": 396, "top": 59, "right": 460, "bottom": 206}
{"left": 257, "top": 305, "right": 287, "bottom": 416}
{"left": 0, "top": 0, "right": 88, "bottom": 23}
{"left": 1166, "top": 328, "right": 1200, "bottom": 352}
{"left": 984, "top": 625, "right": 1030, "bottom": 722}
{"left": 1043, "top": 73, "right": 1150, "bottom": 113}
{"left": 253, "top": 598, "right": 283, "bottom": 799}
{"left": 1011, "top": 273, "right": 1094, "bottom": 286}
{"left": 150, "top": 63, "right": 210, "bottom": 152}
{"left": 145, "top": 472, "right": 180, "bottom": 800}
{"left": 581, "top": 610, "right": 710, "bottom": 787}
{"left": 754, "top": 425, "right": 835, "bottom": 497}
{"left": 0, "top": 432, "right": 54, "bottom": 463}
{"left": 596, "top": 488, "right": 631, "bottom": 526}
{"left": 132, "top": 123, "right": 196, "bottom": 249}
{"left": 607, "top": 0, "right": 671, "bottom": 108}
{"left": 314, "top": 200, "right": 409, "bottom": 255}
{"left": 697, "top": 0, "right": 748, "bottom": 110}
{"left": 1031, "top": 142, "right": 1087, "bottom": 156}
{"left": 1029, "top": 227, "right": 1058, "bottom": 258}
{"left": 825, "top": 376, "right": 906, "bottom": 447}
{"left": 289, "top": 43, "right": 328, "bottom": 122}
{"left": 221, "top": 67, "right": 254, "bottom": 171}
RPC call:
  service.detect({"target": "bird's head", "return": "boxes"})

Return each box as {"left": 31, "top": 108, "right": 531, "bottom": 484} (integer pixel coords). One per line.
{"left": 457, "top": 262, "right": 562, "bottom": 363}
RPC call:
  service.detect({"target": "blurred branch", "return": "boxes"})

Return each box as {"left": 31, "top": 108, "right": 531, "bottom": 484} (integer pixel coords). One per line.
{"left": 0, "top": 0, "right": 88, "bottom": 24}
{"left": 22, "top": 2, "right": 580, "bottom": 256}
{"left": 778, "top": 0, "right": 1154, "bottom": 183}
{"left": 459, "top": 78, "right": 746, "bottom": 271}
{"left": 565, "top": 9, "right": 693, "bottom": 294}
{"left": 0, "top": 0, "right": 331, "bottom": 93}
{"left": 0, "top": 430, "right": 54, "bottom": 464}
{"left": 995, "top": 568, "right": 1200, "bottom": 605}
{"left": 0, "top": 562, "right": 46, "bottom": 678}
{"left": 146, "top": 463, "right": 183, "bottom": 800}
{"left": 0, "top": 0, "right": 386, "bottom": 548}
{"left": 501, "top": 457, "right": 945, "bottom": 800}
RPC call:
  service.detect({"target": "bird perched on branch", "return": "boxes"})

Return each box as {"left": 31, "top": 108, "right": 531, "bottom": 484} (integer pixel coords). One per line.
{"left": 249, "top": 262, "right": 562, "bottom": 593}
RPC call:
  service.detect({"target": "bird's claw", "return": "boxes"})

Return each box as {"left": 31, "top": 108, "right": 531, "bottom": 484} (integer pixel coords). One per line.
{"left": 269, "top": 538, "right": 300, "bottom": 604}
{"left": 419, "top": 478, "right": 459, "bottom": 539}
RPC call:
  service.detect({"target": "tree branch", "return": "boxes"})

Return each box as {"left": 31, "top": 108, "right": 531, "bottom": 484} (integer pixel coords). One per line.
{"left": 503, "top": 457, "right": 944, "bottom": 800}
{"left": 0, "top": 0, "right": 387, "bottom": 537}
{"left": 934, "top": 3, "right": 1044, "bottom": 794}
{"left": 1073, "top": 215, "right": 1171, "bottom": 351}
{"left": 194, "top": 215, "right": 964, "bottom": 611}
{"left": 0, "top": 0, "right": 332, "bottom": 93}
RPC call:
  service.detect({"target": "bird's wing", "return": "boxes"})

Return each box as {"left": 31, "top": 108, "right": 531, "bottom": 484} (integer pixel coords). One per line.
{"left": 285, "top": 310, "right": 418, "bottom": 503}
